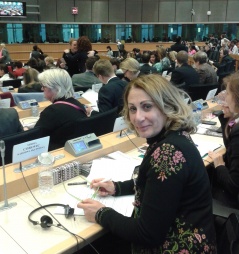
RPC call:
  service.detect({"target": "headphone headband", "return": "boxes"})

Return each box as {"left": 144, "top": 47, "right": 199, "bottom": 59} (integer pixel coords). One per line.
{"left": 28, "top": 203, "right": 74, "bottom": 228}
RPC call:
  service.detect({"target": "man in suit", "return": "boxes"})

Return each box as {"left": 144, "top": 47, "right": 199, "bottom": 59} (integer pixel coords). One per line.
{"left": 72, "top": 56, "right": 101, "bottom": 87}
{"left": 0, "top": 108, "right": 23, "bottom": 137}
{"left": 170, "top": 50, "right": 199, "bottom": 90}
{"left": 93, "top": 59, "right": 127, "bottom": 113}
{"left": 140, "top": 52, "right": 157, "bottom": 75}
{"left": 170, "top": 36, "right": 187, "bottom": 53}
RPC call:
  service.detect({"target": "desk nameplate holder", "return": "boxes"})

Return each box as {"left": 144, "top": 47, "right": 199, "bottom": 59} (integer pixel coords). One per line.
{"left": 14, "top": 154, "right": 65, "bottom": 173}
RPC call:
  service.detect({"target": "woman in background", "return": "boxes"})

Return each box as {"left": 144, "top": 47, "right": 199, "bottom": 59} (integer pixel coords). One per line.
{"left": 120, "top": 57, "right": 141, "bottom": 81}
{"left": 154, "top": 47, "right": 170, "bottom": 73}
{"left": 18, "top": 68, "right": 42, "bottom": 93}
{"left": 0, "top": 64, "right": 15, "bottom": 85}
{"left": 78, "top": 74, "right": 216, "bottom": 254}
{"left": 64, "top": 36, "right": 93, "bottom": 74}
{"left": 0, "top": 43, "right": 11, "bottom": 65}
{"left": 209, "top": 72, "right": 239, "bottom": 209}
{"left": 106, "top": 46, "right": 113, "bottom": 58}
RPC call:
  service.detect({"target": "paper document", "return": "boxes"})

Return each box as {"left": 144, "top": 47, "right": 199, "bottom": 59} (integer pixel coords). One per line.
{"left": 197, "top": 124, "right": 223, "bottom": 137}
{"left": 194, "top": 140, "right": 222, "bottom": 158}
{"left": 56, "top": 151, "right": 140, "bottom": 216}
{"left": 20, "top": 116, "right": 39, "bottom": 128}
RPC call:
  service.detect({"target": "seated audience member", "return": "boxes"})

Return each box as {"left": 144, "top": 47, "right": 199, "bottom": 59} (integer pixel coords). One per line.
{"left": 170, "top": 50, "right": 199, "bottom": 89}
{"left": 188, "top": 43, "right": 197, "bottom": 55}
{"left": 126, "top": 51, "right": 135, "bottom": 58}
{"left": 0, "top": 107, "right": 23, "bottom": 137}
{"left": 12, "top": 61, "right": 26, "bottom": 78}
{"left": 0, "top": 64, "right": 15, "bottom": 85}
{"left": 168, "top": 50, "right": 177, "bottom": 69}
{"left": 205, "top": 43, "right": 212, "bottom": 58}
{"left": 110, "top": 57, "right": 122, "bottom": 74}
{"left": 154, "top": 47, "right": 171, "bottom": 73}
{"left": 106, "top": 46, "right": 113, "bottom": 58}
{"left": 208, "top": 72, "right": 239, "bottom": 209}
{"left": 193, "top": 51, "right": 217, "bottom": 84}
{"left": 140, "top": 52, "right": 157, "bottom": 75}
{"left": 0, "top": 43, "right": 11, "bottom": 64}
{"left": 72, "top": 56, "right": 100, "bottom": 87}
{"left": 170, "top": 36, "right": 187, "bottom": 52}
{"left": 120, "top": 57, "right": 141, "bottom": 81}
{"left": 212, "top": 48, "right": 234, "bottom": 69}
{"left": 229, "top": 40, "right": 238, "bottom": 55}
{"left": 133, "top": 48, "right": 142, "bottom": 62}
{"left": 78, "top": 74, "right": 216, "bottom": 254}
{"left": 18, "top": 68, "right": 42, "bottom": 93}
{"left": 92, "top": 59, "right": 127, "bottom": 113}
{"left": 25, "top": 57, "right": 43, "bottom": 73}
{"left": 149, "top": 51, "right": 157, "bottom": 66}
{"left": 35, "top": 69, "right": 89, "bottom": 139}
{"left": 44, "top": 56, "right": 57, "bottom": 69}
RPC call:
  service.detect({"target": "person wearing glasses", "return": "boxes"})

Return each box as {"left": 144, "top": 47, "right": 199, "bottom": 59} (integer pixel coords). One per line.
{"left": 34, "top": 69, "right": 91, "bottom": 149}
{"left": 120, "top": 57, "right": 141, "bottom": 81}
{"left": 78, "top": 74, "right": 216, "bottom": 253}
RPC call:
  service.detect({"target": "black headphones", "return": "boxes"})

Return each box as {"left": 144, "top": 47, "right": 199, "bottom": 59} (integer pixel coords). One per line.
{"left": 28, "top": 203, "right": 74, "bottom": 228}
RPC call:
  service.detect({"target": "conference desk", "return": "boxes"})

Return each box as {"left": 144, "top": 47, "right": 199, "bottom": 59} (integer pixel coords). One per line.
{"left": 15, "top": 97, "right": 91, "bottom": 119}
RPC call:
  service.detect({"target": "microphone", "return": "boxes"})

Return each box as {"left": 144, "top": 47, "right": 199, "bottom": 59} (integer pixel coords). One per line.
{"left": 0, "top": 140, "right": 5, "bottom": 158}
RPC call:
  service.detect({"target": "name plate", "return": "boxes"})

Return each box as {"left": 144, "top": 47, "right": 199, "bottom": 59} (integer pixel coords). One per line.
{"left": 12, "top": 136, "right": 49, "bottom": 164}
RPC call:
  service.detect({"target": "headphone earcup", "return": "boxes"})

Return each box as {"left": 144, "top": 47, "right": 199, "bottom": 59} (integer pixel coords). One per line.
{"left": 40, "top": 215, "right": 53, "bottom": 228}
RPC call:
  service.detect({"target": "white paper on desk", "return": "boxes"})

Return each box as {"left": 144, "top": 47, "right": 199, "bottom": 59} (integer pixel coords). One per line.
{"left": 82, "top": 89, "right": 98, "bottom": 105}
{"left": 197, "top": 124, "right": 223, "bottom": 137}
{"left": 0, "top": 98, "right": 10, "bottom": 108}
{"left": 194, "top": 140, "right": 222, "bottom": 158}
{"left": 20, "top": 116, "right": 39, "bottom": 128}
{"left": 55, "top": 186, "right": 134, "bottom": 217}
{"left": 206, "top": 88, "right": 218, "bottom": 100}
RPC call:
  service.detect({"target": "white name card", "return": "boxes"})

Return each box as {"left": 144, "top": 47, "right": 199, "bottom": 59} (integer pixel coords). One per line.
{"left": 12, "top": 136, "right": 50, "bottom": 164}
{"left": 0, "top": 98, "right": 10, "bottom": 108}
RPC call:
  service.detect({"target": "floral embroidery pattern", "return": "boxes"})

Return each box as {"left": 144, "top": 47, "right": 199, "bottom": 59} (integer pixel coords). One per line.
{"left": 150, "top": 143, "right": 186, "bottom": 181}
{"left": 160, "top": 218, "right": 216, "bottom": 254}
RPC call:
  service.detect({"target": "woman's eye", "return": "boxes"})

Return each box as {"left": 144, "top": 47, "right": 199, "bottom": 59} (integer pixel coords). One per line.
{"left": 129, "top": 106, "right": 136, "bottom": 113}
{"left": 143, "top": 104, "right": 153, "bottom": 110}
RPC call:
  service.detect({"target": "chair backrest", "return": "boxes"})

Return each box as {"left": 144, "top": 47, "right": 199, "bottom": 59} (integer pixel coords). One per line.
{"left": 12, "top": 93, "right": 45, "bottom": 105}
{"left": 2, "top": 79, "right": 22, "bottom": 88}
{"left": 48, "top": 107, "right": 118, "bottom": 151}
{"left": 188, "top": 83, "right": 219, "bottom": 101}
{"left": 0, "top": 92, "right": 16, "bottom": 107}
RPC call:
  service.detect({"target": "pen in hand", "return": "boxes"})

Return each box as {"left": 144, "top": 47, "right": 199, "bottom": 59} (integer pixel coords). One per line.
{"left": 68, "top": 181, "right": 87, "bottom": 186}
{"left": 91, "top": 178, "right": 112, "bottom": 199}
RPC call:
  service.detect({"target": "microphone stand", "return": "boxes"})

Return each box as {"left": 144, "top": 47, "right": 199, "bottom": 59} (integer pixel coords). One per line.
{"left": 0, "top": 140, "right": 17, "bottom": 211}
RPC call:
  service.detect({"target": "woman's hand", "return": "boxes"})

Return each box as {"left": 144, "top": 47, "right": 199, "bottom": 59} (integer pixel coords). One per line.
{"left": 208, "top": 150, "right": 225, "bottom": 167}
{"left": 77, "top": 199, "right": 105, "bottom": 222}
{"left": 90, "top": 178, "right": 115, "bottom": 197}
{"left": 64, "top": 49, "right": 70, "bottom": 54}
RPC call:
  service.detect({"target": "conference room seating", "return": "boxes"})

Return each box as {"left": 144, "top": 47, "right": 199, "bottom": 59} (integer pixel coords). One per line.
{"left": 217, "top": 59, "right": 236, "bottom": 84}
{"left": 188, "top": 83, "right": 219, "bottom": 101}
{"left": 0, "top": 92, "right": 16, "bottom": 107}
{"left": 2, "top": 79, "right": 22, "bottom": 88}
{"left": 48, "top": 107, "right": 118, "bottom": 151}
{"left": 12, "top": 92, "right": 46, "bottom": 105}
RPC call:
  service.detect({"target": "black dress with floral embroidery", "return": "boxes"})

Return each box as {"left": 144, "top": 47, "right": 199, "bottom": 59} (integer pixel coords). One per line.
{"left": 98, "top": 129, "right": 216, "bottom": 254}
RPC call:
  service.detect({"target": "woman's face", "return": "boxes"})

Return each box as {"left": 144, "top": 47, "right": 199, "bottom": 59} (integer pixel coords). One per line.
{"left": 225, "top": 86, "right": 238, "bottom": 113}
{"left": 70, "top": 41, "right": 77, "bottom": 53}
{"left": 41, "top": 85, "right": 56, "bottom": 102}
{"left": 150, "top": 55, "right": 156, "bottom": 64}
{"left": 127, "top": 87, "right": 167, "bottom": 138}
{"left": 0, "top": 69, "right": 4, "bottom": 76}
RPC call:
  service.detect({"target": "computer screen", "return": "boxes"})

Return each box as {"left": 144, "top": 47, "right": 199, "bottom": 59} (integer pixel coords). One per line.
{"left": 0, "top": 1, "right": 26, "bottom": 17}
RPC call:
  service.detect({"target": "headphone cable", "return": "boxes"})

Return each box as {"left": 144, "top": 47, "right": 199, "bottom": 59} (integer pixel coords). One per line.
{"left": 19, "top": 162, "right": 100, "bottom": 254}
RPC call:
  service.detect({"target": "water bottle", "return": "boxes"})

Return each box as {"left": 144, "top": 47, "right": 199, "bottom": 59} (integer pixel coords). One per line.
{"left": 193, "top": 109, "right": 198, "bottom": 125}
{"left": 30, "top": 101, "right": 39, "bottom": 117}
{"left": 196, "top": 107, "right": 202, "bottom": 125}
{"left": 38, "top": 152, "right": 55, "bottom": 194}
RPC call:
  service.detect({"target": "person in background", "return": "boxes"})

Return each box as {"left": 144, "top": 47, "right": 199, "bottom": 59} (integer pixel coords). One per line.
{"left": 106, "top": 46, "right": 113, "bottom": 58}
{"left": 0, "top": 64, "right": 15, "bottom": 85}
{"left": 0, "top": 107, "right": 23, "bottom": 137}
{"left": 18, "top": 68, "right": 42, "bottom": 93}
{"left": 229, "top": 40, "right": 238, "bottom": 55}
{"left": 62, "top": 38, "right": 79, "bottom": 77}
{"left": 120, "top": 57, "right": 141, "bottom": 81}
{"left": 35, "top": 69, "right": 90, "bottom": 148}
{"left": 208, "top": 72, "right": 239, "bottom": 209}
{"left": 170, "top": 36, "right": 187, "bottom": 52}
{"left": 140, "top": 52, "right": 157, "bottom": 75}
{"left": 149, "top": 51, "right": 157, "bottom": 66}
{"left": 30, "top": 45, "right": 42, "bottom": 60}
{"left": 78, "top": 74, "right": 216, "bottom": 254}
{"left": 12, "top": 61, "right": 26, "bottom": 78}
{"left": 64, "top": 36, "right": 93, "bottom": 74}
{"left": 170, "top": 50, "right": 199, "bottom": 89}
{"left": 193, "top": 51, "right": 217, "bottom": 84}
{"left": 44, "top": 56, "right": 57, "bottom": 69}
{"left": 92, "top": 59, "right": 127, "bottom": 113}
{"left": 0, "top": 43, "right": 11, "bottom": 65}
{"left": 154, "top": 47, "right": 171, "bottom": 73}
{"left": 72, "top": 56, "right": 100, "bottom": 87}
{"left": 188, "top": 43, "right": 197, "bottom": 55}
